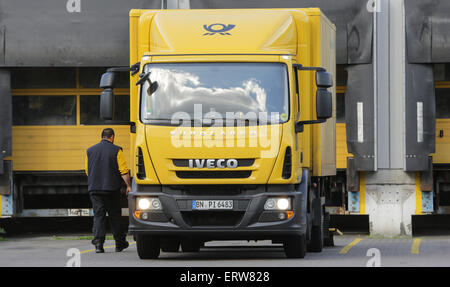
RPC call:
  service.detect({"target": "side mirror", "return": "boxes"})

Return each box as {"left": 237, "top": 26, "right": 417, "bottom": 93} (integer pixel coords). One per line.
{"left": 294, "top": 65, "right": 333, "bottom": 133}
{"left": 316, "top": 89, "right": 332, "bottom": 120}
{"left": 100, "top": 88, "right": 114, "bottom": 120}
{"left": 99, "top": 72, "right": 116, "bottom": 89}
{"left": 136, "top": 72, "right": 151, "bottom": 86}
{"left": 147, "top": 81, "right": 159, "bottom": 95}
{"left": 316, "top": 71, "right": 333, "bottom": 89}
{"left": 99, "top": 66, "right": 135, "bottom": 120}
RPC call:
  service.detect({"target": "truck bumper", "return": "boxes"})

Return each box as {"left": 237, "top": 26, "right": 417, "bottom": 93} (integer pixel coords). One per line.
{"left": 128, "top": 184, "right": 307, "bottom": 240}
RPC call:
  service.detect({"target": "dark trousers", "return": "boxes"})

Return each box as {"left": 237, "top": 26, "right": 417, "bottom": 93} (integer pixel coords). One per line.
{"left": 89, "top": 192, "right": 127, "bottom": 246}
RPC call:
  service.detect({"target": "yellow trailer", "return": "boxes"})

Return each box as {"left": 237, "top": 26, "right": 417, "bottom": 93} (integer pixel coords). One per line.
{"left": 0, "top": 70, "right": 132, "bottom": 220}
{"left": 100, "top": 8, "right": 336, "bottom": 258}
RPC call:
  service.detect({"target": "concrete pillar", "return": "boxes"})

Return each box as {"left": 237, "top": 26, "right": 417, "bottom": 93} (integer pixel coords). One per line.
{"left": 166, "top": 0, "right": 190, "bottom": 9}
{"left": 364, "top": 0, "right": 418, "bottom": 236}
{"left": 365, "top": 171, "right": 417, "bottom": 235}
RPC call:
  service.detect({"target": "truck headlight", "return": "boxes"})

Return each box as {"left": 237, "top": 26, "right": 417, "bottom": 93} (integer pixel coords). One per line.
{"left": 276, "top": 198, "right": 290, "bottom": 210}
{"left": 264, "top": 198, "right": 291, "bottom": 210}
{"left": 137, "top": 197, "right": 162, "bottom": 210}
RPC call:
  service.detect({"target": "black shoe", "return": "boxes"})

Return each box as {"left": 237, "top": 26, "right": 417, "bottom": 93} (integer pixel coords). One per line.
{"left": 95, "top": 244, "right": 105, "bottom": 253}
{"left": 115, "top": 241, "right": 129, "bottom": 252}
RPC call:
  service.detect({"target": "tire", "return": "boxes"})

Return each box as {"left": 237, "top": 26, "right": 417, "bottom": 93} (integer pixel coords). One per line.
{"left": 323, "top": 212, "right": 334, "bottom": 247}
{"left": 283, "top": 234, "right": 306, "bottom": 258}
{"left": 181, "top": 239, "right": 201, "bottom": 252}
{"left": 307, "top": 203, "right": 324, "bottom": 252}
{"left": 136, "top": 235, "right": 160, "bottom": 259}
{"left": 161, "top": 239, "right": 180, "bottom": 252}
{"left": 324, "top": 232, "right": 334, "bottom": 247}
{"left": 308, "top": 225, "right": 323, "bottom": 252}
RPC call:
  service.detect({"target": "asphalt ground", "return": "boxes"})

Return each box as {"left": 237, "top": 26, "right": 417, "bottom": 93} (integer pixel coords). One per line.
{"left": 1, "top": 233, "right": 449, "bottom": 267}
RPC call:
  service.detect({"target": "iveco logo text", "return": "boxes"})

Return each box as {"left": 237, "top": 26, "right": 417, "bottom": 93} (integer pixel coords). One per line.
{"left": 188, "top": 159, "right": 238, "bottom": 169}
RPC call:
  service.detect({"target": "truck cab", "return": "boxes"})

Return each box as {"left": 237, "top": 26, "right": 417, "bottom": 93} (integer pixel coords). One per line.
{"left": 100, "top": 8, "right": 336, "bottom": 259}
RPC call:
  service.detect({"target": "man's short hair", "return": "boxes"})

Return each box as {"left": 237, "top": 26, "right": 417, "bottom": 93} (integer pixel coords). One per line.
{"left": 101, "top": 128, "right": 115, "bottom": 139}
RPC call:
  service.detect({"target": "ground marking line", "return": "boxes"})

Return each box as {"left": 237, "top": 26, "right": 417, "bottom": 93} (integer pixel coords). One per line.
{"left": 80, "top": 241, "right": 136, "bottom": 254}
{"left": 339, "top": 238, "right": 363, "bottom": 254}
{"left": 411, "top": 238, "right": 422, "bottom": 254}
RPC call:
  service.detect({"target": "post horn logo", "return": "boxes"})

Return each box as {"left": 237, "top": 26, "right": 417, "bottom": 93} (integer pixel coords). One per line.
{"left": 203, "top": 23, "right": 236, "bottom": 35}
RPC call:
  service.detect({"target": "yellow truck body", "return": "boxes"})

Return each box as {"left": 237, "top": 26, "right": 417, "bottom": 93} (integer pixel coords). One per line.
{"left": 129, "top": 8, "right": 336, "bottom": 183}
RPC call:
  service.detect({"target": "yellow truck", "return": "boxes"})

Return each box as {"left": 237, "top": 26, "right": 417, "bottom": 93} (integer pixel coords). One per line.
{"left": 99, "top": 8, "right": 336, "bottom": 259}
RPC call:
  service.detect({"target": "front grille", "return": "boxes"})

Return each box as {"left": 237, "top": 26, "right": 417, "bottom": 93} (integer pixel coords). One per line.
{"left": 181, "top": 211, "right": 245, "bottom": 227}
{"left": 172, "top": 158, "right": 255, "bottom": 167}
{"left": 175, "top": 171, "right": 251, "bottom": 179}
{"left": 169, "top": 185, "right": 260, "bottom": 196}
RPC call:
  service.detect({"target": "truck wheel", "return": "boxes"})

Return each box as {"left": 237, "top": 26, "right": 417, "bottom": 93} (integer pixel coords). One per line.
{"left": 136, "top": 235, "right": 160, "bottom": 259}
{"left": 323, "top": 212, "right": 334, "bottom": 247}
{"left": 324, "top": 232, "right": 334, "bottom": 247}
{"left": 181, "top": 239, "right": 201, "bottom": 252}
{"left": 307, "top": 204, "right": 324, "bottom": 252}
{"left": 161, "top": 239, "right": 180, "bottom": 252}
{"left": 308, "top": 225, "right": 323, "bottom": 252}
{"left": 283, "top": 234, "right": 306, "bottom": 258}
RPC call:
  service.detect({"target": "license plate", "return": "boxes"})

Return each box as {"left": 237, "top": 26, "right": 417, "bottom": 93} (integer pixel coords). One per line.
{"left": 192, "top": 200, "right": 233, "bottom": 210}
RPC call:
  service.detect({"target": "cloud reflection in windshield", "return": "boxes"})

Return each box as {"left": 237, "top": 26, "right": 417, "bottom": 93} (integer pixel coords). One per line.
{"left": 144, "top": 68, "right": 268, "bottom": 119}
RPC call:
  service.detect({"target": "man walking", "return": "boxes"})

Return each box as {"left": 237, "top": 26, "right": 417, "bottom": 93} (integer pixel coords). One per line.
{"left": 85, "top": 128, "right": 132, "bottom": 253}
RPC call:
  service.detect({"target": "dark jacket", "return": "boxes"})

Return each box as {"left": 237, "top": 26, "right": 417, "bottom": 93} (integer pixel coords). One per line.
{"left": 86, "top": 139, "right": 123, "bottom": 194}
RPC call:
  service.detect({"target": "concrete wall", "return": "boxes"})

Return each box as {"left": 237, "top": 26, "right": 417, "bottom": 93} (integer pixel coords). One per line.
{"left": 0, "top": 0, "right": 161, "bottom": 67}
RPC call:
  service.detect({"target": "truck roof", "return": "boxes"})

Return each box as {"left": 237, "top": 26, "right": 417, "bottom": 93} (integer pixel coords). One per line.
{"left": 130, "top": 8, "right": 331, "bottom": 56}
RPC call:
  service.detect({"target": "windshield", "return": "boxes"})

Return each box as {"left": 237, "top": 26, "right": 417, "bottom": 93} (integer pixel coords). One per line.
{"left": 140, "top": 62, "right": 289, "bottom": 125}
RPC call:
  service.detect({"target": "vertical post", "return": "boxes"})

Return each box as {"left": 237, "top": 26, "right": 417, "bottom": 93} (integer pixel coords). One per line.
{"left": 0, "top": 69, "right": 12, "bottom": 217}
{"left": 76, "top": 68, "right": 81, "bottom": 126}
{"left": 364, "top": 0, "right": 418, "bottom": 236}
{"left": 166, "top": 0, "right": 190, "bottom": 9}
{"left": 389, "top": 0, "right": 406, "bottom": 169}
{"left": 0, "top": 70, "right": 11, "bottom": 174}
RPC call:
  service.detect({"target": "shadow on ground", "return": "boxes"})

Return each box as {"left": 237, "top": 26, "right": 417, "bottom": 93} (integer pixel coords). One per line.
{"left": 0, "top": 217, "right": 128, "bottom": 237}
